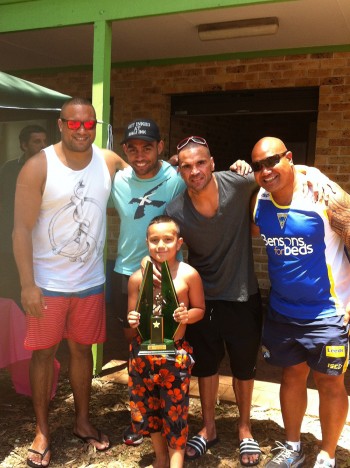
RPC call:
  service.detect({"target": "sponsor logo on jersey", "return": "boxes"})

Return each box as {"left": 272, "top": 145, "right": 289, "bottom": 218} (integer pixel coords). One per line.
{"left": 327, "top": 363, "right": 343, "bottom": 370}
{"left": 261, "top": 234, "right": 313, "bottom": 256}
{"left": 326, "top": 345, "right": 345, "bottom": 357}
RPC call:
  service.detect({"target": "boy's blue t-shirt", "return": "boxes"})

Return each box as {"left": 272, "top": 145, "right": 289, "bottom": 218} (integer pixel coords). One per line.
{"left": 111, "top": 161, "right": 185, "bottom": 275}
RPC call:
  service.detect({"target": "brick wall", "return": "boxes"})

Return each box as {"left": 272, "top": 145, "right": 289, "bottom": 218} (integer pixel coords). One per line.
{"left": 19, "top": 51, "right": 350, "bottom": 298}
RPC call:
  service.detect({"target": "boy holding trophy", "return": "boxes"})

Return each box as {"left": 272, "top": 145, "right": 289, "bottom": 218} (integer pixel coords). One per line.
{"left": 127, "top": 215, "right": 205, "bottom": 468}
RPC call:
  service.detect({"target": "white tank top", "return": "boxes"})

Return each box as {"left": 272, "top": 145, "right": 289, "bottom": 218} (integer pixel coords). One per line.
{"left": 33, "top": 144, "right": 111, "bottom": 292}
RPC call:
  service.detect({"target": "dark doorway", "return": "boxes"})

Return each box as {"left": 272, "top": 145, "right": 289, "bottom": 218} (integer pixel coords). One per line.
{"left": 170, "top": 87, "right": 319, "bottom": 170}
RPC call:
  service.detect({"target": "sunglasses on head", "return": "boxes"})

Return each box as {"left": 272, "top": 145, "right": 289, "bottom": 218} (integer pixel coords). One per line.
{"left": 176, "top": 136, "right": 208, "bottom": 153}
{"left": 61, "top": 118, "right": 97, "bottom": 131}
{"left": 251, "top": 150, "right": 289, "bottom": 172}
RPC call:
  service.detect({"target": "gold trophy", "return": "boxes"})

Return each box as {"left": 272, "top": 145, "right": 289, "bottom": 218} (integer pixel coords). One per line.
{"left": 137, "top": 260, "right": 180, "bottom": 355}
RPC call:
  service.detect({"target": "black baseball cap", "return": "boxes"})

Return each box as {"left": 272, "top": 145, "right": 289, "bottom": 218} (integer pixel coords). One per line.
{"left": 121, "top": 118, "right": 161, "bottom": 144}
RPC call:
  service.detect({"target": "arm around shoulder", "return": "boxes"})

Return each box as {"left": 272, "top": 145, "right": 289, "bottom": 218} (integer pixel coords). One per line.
{"left": 102, "top": 149, "right": 129, "bottom": 177}
{"left": 250, "top": 191, "right": 260, "bottom": 237}
{"left": 325, "top": 181, "right": 350, "bottom": 250}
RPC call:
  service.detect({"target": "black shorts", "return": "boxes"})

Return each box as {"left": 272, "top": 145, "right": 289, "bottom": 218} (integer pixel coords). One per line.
{"left": 110, "top": 271, "right": 130, "bottom": 328}
{"left": 185, "top": 293, "right": 262, "bottom": 379}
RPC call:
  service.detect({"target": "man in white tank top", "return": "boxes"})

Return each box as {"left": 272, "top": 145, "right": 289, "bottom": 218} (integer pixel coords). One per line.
{"left": 13, "top": 97, "right": 128, "bottom": 468}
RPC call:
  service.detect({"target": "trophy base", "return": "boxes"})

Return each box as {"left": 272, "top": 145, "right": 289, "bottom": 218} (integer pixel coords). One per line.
{"left": 139, "top": 338, "right": 175, "bottom": 355}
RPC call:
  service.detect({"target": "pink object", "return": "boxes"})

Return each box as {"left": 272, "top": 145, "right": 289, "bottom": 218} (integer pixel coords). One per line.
{"left": 0, "top": 297, "right": 60, "bottom": 398}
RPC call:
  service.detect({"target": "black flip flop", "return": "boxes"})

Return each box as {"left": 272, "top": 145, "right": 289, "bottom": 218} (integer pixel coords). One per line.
{"left": 27, "top": 445, "right": 51, "bottom": 468}
{"left": 73, "top": 429, "right": 110, "bottom": 452}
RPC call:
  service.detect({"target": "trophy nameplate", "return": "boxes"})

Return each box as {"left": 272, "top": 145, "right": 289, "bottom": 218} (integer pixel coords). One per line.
{"left": 137, "top": 261, "right": 180, "bottom": 355}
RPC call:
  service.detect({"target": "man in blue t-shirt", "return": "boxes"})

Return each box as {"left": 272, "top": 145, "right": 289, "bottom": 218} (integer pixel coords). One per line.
{"left": 110, "top": 118, "right": 185, "bottom": 445}
{"left": 110, "top": 118, "right": 185, "bottom": 340}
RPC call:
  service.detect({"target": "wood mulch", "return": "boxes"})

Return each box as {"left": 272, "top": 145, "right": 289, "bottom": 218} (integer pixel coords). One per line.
{"left": 1, "top": 364, "right": 350, "bottom": 468}
{"left": 1, "top": 310, "right": 350, "bottom": 467}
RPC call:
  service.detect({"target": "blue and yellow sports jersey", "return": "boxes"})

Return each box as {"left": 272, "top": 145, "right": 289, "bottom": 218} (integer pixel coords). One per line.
{"left": 253, "top": 188, "right": 350, "bottom": 319}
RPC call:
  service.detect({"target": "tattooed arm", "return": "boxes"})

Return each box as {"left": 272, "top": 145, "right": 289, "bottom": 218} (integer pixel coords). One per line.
{"left": 325, "top": 181, "right": 350, "bottom": 249}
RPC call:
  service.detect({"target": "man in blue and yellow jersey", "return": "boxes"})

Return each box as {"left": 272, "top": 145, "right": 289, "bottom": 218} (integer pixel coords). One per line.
{"left": 251, "top": 136, "right": 350, "bottom": 468}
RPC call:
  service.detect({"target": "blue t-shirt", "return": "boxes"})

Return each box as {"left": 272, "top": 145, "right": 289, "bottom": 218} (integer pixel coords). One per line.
{"left": 111, "top": 161, "right": 186, "bottom": 275}
{"left": 253, "top": 187, "right": 350, "bottom": 319}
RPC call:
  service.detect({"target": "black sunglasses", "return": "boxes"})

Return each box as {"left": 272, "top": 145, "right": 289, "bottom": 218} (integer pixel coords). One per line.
{"left": 251, "top": 150, "right": 289, "bottom": 172}
{"left": 61, "top": 118, "right": 97, "bottom": 131}
{"left": 176, "top": 136, "right": 208, "bottom": 153}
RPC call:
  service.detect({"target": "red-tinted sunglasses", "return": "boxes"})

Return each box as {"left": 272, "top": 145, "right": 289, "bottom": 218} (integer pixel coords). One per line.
{"left": 176, "top": 136, "right": 208, "bottom": 153}
{"left": 61, "top": 118, "right": 97, "bottom": 131}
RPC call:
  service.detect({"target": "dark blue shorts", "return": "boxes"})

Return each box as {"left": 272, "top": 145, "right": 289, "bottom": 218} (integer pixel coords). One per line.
{"left": 262, "top": 307, "right": 350, "bottom": 375}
